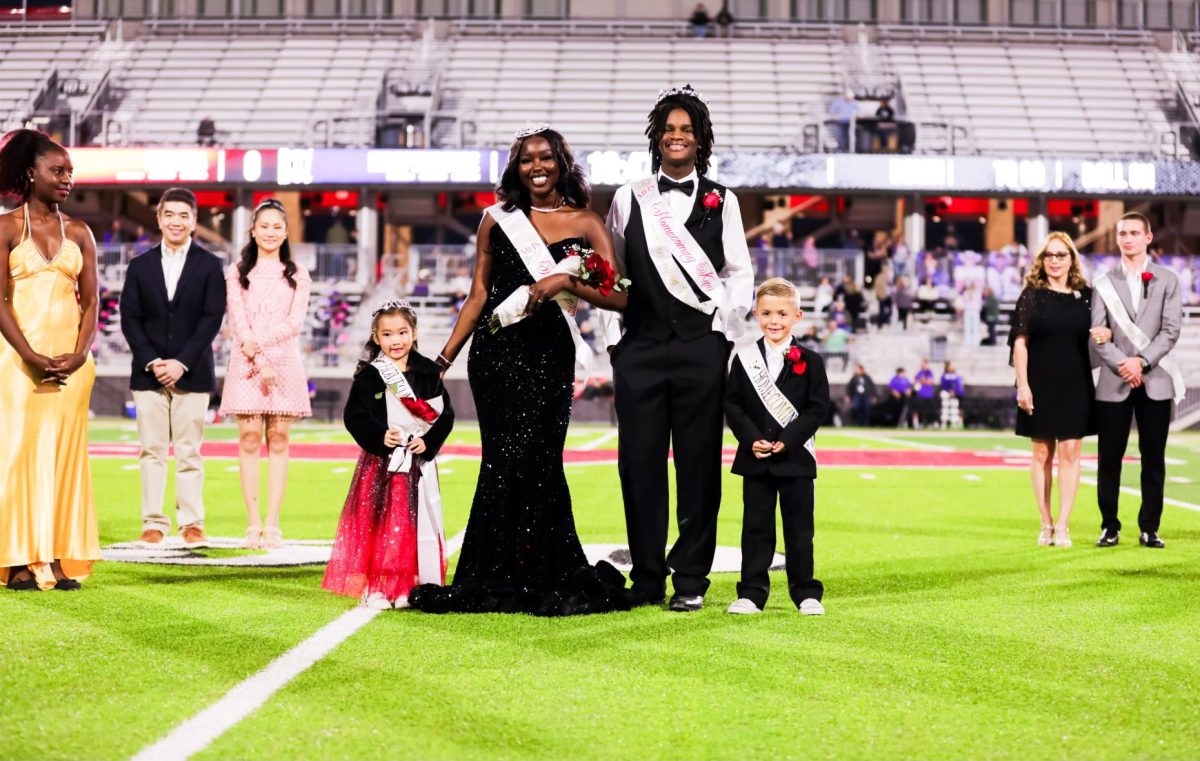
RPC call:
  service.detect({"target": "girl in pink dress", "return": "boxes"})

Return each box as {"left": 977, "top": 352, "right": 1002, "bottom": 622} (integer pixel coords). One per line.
{"left": 219, "top": 199, "right": 311, "bottom": 549}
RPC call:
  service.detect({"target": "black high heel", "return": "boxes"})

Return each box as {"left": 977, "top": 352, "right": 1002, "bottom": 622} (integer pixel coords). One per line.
{"left": 6, "top": 566, "right": 40, "bottom": 591}
{"left": 49, "top": 560, "right": 81, "bottom": 591}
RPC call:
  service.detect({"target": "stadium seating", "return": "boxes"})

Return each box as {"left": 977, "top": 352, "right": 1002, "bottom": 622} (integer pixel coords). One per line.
{"left": 0, "top": 27, "right": 106, "bottom": 133}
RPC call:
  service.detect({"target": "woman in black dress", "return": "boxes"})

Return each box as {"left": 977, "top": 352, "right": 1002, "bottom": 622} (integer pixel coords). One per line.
{"left": 1010, "top": 232, "right": 1108, "bottom": 548}
{"left": 410, "top": 125, "right": 631, "bottom": 615}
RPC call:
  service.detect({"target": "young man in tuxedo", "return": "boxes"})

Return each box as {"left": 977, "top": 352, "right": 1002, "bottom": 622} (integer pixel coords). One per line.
{"left": 604, "top": 85, "right": 753, "bottom": 611}
{"left": 119, "top": 188, "right": 226, "bottom": 548}
{"left": 1091, "top": 212, "right": 1183, "bottom": 549}
{"left": 724, "top": 279, "right": 830, "bottom": 615}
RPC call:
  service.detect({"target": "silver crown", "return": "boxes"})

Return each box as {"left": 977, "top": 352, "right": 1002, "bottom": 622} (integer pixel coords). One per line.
{"left": 655, "top": 83, "right": 708, "bottom": 106}
{"left": 372, "top": 297, "right": 413, "bottom": 316}
{"left": 513, "top": 121, "right": 551, "bottom": 140}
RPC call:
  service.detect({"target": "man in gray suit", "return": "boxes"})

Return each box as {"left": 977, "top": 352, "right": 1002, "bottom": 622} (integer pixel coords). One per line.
{"left": 1090, "top": 212, "right": 1184, "bottom": 549}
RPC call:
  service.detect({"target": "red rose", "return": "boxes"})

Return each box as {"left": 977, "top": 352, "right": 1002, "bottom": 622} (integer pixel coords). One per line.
{"left": 1141, "top": 272, "right": 1153, "bottom": 282}
{"left": 401, "top": 396, "right": 438, "bottom": 423}
{"left": 785, "top": 346, "right": 802, "bottom": 364}
{"left": 792, "top": 360, "right": 807, "bottom": 376}
{"left": 702, "top": 191, "right": 721, "bottom": 209}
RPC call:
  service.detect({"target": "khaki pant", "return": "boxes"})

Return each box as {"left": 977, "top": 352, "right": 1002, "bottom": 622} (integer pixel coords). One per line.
{"left": 133, "top": 388, "right": 209, "bottom": 532}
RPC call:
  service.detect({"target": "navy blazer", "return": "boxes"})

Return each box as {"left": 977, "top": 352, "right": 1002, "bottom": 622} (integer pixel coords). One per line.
{"left": 119, "top": 242, "right": 226, "bottom": 393}
{"left": 724, "top": 337, "right": 831, "bottom": 478}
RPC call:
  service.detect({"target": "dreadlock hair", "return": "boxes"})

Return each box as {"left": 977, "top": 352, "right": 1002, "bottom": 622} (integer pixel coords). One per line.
{"left": 646, "top": 94, "right": 715, "bottom": 176}
{"left": 497, "top": 128, "right": 590, "bottom": 213}
{"left": 355, "top": 301, "right": 419, "bottom": 377}
{"left": 0, "top": 129, "right": 66, "bottom": 202}
{"left": 236, "top": 198, "right": 298, "bottom": 291}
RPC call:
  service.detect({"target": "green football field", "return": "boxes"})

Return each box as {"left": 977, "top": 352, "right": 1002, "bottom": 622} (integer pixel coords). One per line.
{"left": 4, "top": 422, "right": 1200, "bottom": 761}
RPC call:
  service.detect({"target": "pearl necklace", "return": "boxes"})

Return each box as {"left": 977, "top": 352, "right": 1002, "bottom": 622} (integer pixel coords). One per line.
{"left": 530, "top": 197, "right": 563, "bottom": 213}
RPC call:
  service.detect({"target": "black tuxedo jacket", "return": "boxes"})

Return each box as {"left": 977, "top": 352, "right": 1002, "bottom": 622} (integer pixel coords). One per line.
{"left": 119, "top": 242, "right": 226, "bottom": 393}
{"left": 343, "top": 352, "right": 455, "bottom": 460}
{"left": 724, "top": 338, "right": 831, "bottom": 478}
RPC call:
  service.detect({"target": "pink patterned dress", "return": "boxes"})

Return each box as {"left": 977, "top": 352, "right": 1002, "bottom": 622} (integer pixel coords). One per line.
{"left": 219, "top": 257, "right": 312, "bottom": 418}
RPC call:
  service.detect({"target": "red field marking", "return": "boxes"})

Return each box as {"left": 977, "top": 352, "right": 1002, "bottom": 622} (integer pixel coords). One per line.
{"left": 88, "top": 442, "right": 1109, "bottom": 469}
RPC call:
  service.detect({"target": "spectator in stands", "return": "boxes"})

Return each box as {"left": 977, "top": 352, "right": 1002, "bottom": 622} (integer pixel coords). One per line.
{"left": 715, "top": 3, "right": 734, "bottom": 37}
{"left": 823, "top": 319, "right": 850, "bottom": 353}
{"left": 827, "top": 91, "right": 857, "bottom": 152}
{"left": 939, "top": 360, "right": 964, "bottom": 428}
{"left": 872, "top": 268, "right": 893, "bottom": 330}
{"left": 885, "top": 367, "right": 913, "bottom": 427}
{"left": 840, "top": 277, "right": 865, "bottom": 333}
{"left": 770, "top": 221, "right": 791, "bottom": 278}
{"left": 891, "top": 233, "right": 911, "bottom": 277}
{"left": 916, "top": 276, "right": 940, "bottom": 317}
{"left": 961, "top": 280, "right": 983, "bottom": 347}
{"left": 134, "top": 224, "right": 151, "bottom": 249}
{"left": 842, "top": 227, "right": 863, "bottom": 252}
{"left": 865, "top": 231, "right": 889, "bottom": 286}
{"left": 874, "top": 98, "right": 897, "bottom": 152}
{"left": 911, "top": 358, "right": 937, "bottom": 428}
{"left": 102, "top": 219, "right": 130, "bottom": 245}
{"left": 197, "top": 116, "right": 216, "bottom": 147}
{"left": 801, "top": 234, "right": 820, "bottom": 272}
{"left": 844, "top": 364, "right": 876, "bottom": 427}
{"left": 799, "top": 324, "right": 821, "bottom": 352}
{"left": 0, "top": 129, "right": 100, "bottom": 591}
{"left": 813, "top": 276, "right": 834, "bottom": 317}
{"left": 981, "top": 286, "right": 1000, "bottom": 346}
{"left": 120, "top": 187, "right": 226, "bottom": 551}
{"left": 894, "top": 276, "right": 914, "bottom": 329}
{"left": 1010, "top": 231, "right": 1102, "bottom": 549}
{"left": 219, "top": 199, "right": 312, "bottom": 550}
{"left": 688, "top": 3, "right": 712, "bottom": 37}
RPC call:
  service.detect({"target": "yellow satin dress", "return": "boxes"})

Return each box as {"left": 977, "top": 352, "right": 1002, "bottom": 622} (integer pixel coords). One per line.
{"left": 0, "top": 207, "right": 100, "bottom": 590}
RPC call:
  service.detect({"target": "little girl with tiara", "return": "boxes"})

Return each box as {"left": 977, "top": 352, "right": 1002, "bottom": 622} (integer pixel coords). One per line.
{"left": 322, "top": 299, "right": 455, "bottom": 609}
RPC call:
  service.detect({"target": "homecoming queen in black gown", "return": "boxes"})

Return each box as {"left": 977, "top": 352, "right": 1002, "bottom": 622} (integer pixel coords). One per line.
{"left": 410, "top": 124, "right": 632, "bottom": 616}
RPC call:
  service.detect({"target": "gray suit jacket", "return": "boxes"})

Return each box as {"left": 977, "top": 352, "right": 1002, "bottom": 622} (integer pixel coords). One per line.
{"left": 1090, "top": 262, "right": 1182, "bottom": 403}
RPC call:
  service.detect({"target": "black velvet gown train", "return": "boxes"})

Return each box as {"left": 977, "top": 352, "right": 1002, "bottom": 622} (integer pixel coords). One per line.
{"left": 410, "top": 224, "right": 630, "bottom": 616}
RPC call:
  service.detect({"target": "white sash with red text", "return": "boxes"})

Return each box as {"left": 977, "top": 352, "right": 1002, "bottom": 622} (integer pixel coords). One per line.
{"left": 486, "top": 203, "right": 592, "bottom": 374}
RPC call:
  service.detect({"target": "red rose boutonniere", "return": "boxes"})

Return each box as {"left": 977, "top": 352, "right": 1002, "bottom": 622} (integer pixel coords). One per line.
{"left": 1141, "top": 271, "right": 1153, "bottom": 299}
{"left": 700, "top": 190, "right": 722, "bottom": 227}
{"left": 785, "top": 345, "right": 807, "bottom": 376}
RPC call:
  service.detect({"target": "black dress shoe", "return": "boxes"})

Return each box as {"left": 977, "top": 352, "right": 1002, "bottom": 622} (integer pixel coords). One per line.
{"left": 5, "top": 572, "right": 40, "bottom": 591}
{"left": 1139, "top": 532, "right": 1166, "bottom": 549}
{"left": 668, "top": 594, "right": 704, "bottom": 612}
{"left": 1096, "top": 529, "right": 1120, "bottom": 548}
{"left": 54, "top": 578, "right": 82, "bottom": 591}
{"left": 629, "top": 590, "right": 665, "bottom": 608}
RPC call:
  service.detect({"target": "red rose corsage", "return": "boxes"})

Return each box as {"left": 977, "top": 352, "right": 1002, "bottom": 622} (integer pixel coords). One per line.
{"left": 700, "top": 190, "right": 722, "bottom": 227}
{"left": 1141, "top": 271, "right": 1153, "bottom": 298}
{"left": 786, "top": 345, "right": 807, "bottom": 376}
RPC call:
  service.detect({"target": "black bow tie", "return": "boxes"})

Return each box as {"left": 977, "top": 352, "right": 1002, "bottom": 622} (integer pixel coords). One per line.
{"left": 658, "top": 177, "right": 695, "bottom": 195}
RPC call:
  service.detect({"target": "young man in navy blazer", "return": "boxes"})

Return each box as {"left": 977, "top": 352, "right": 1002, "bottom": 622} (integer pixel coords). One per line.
{"left": 724, "top": 278, "right": 831, "bottom": 615}
{"left": 119, "top": 188, "right": 226, "bottom": 548}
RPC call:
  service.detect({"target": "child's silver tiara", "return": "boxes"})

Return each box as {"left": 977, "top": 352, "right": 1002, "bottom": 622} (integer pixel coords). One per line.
{"left": 372, "top": 297, "right": 413, "bottom": 316}
{"left": 513, "top": 121, "right": 551, "bottom": 141}
{"left": 655, "top": 84, "right": 708, "bottom": 106}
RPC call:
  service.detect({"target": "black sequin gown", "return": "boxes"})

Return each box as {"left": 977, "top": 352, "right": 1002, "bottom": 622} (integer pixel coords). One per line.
{"left": 1009, "top": 286, "right": 1096, "bottom": 440}
{"left": 409, "top": 226, "right": 630, "bottom": 616}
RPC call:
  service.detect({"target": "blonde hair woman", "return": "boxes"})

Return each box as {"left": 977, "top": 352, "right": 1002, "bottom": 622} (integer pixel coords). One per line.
{"left": 1009, "top": 232, "right": 1109, "bottom": 547}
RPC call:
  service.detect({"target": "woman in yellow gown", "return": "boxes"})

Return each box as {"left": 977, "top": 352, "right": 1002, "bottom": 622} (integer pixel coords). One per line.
{"left": 0, "top": 130, "right": 101, "bottom": 591}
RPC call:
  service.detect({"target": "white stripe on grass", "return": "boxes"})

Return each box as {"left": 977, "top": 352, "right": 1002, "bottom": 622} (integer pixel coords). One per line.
{"left": 1080, "top": 476, "right": 1200, "bottom": 513}
{"left": 129, "top": 607, "right": 382, "bottom": 761}
{"left": 578, "top": 429, "right": 620, "bottom": 450}
{"left": 130, "top": 527, "right": 468, "bottom": 761}
{"left": 844, "top": 431, "right": 956, "bottom": 452}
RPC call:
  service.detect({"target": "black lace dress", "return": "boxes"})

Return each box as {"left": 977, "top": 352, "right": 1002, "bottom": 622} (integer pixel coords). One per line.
{"left": 409, "top": 225, "right": 630, "bottom": 616}
{"left": 1009, "top": 286, "right": 1096, "bottom": 440}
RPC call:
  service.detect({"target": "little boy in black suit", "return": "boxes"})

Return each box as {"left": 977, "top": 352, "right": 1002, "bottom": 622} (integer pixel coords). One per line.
{"left": 724, "top": 278, "right": 831, "bottom": 615}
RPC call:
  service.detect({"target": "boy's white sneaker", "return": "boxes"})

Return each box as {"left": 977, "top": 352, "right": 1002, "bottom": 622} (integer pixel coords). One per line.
{"left": 798, "top": 598, "right": 825, "bottom": 616}
{"left": 361, "top": 592, "right": 392, "bottom": 610}
{"left": 727, "top": 598, "right": 762, "bottom": 615}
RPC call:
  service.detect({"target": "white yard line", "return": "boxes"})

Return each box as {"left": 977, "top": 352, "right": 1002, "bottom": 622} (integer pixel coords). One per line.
{"left": 841, "top": 431, "right": 957, "bottom": 452}
{"left": 130, "top": 527, "right": 470, "bottom": 761}
{"left": 1080, "top": 476, "right": 1200, "bottom": 513}
{"left": 578, "top": 429, "right": 620, "bottom": 451}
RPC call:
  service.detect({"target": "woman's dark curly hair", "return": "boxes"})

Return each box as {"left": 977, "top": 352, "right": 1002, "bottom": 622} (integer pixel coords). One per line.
{"left": 236, "top": 198, "right": 298, "bottom": 290}
{"left": 0, "top": 129, "right": 66, "bottom": 201}
{"left": 497, "top": 128, "right": 589, "bottom": 212}
{"left": 646, "top": 93, "right": 715, "bottom": 176}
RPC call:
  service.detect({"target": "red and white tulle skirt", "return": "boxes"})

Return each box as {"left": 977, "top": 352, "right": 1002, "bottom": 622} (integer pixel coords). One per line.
{"left": 322, "top": 452, "right": 439, "bottom": 602}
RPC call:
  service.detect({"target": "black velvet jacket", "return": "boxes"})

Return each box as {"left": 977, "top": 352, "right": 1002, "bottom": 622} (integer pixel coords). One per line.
{"left": 343, "top": 351, "right": 455, "bottom": 460}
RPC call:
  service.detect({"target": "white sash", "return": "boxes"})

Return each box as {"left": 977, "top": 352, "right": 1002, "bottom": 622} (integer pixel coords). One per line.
{"left": 737, "top": 342, "right": 817, "bottom": 464}
{"left": 372, "top": 357, "right": 447, "bottom": 584}
{"left": 486, "top": 203, "right": 592, "bottom": 374}
{"left": 631, "top": 177, "right": 726, "bottom": 316}
{"left": 1094, "top": 277, "right": 1185, "bottom": 404}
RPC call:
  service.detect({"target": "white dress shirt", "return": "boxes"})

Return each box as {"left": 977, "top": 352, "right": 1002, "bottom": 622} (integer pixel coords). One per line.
{"left": 764, "top": 339, "right": 790, "bottom": 381}
{"left": 602, "top": 169, "right": 754, "bottom": 347}
{"left": 1122, "top": 257, "right": 1148, "bottom": 314}
{"left": 161, "top": 237, "right": 192, "bottom": 302}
